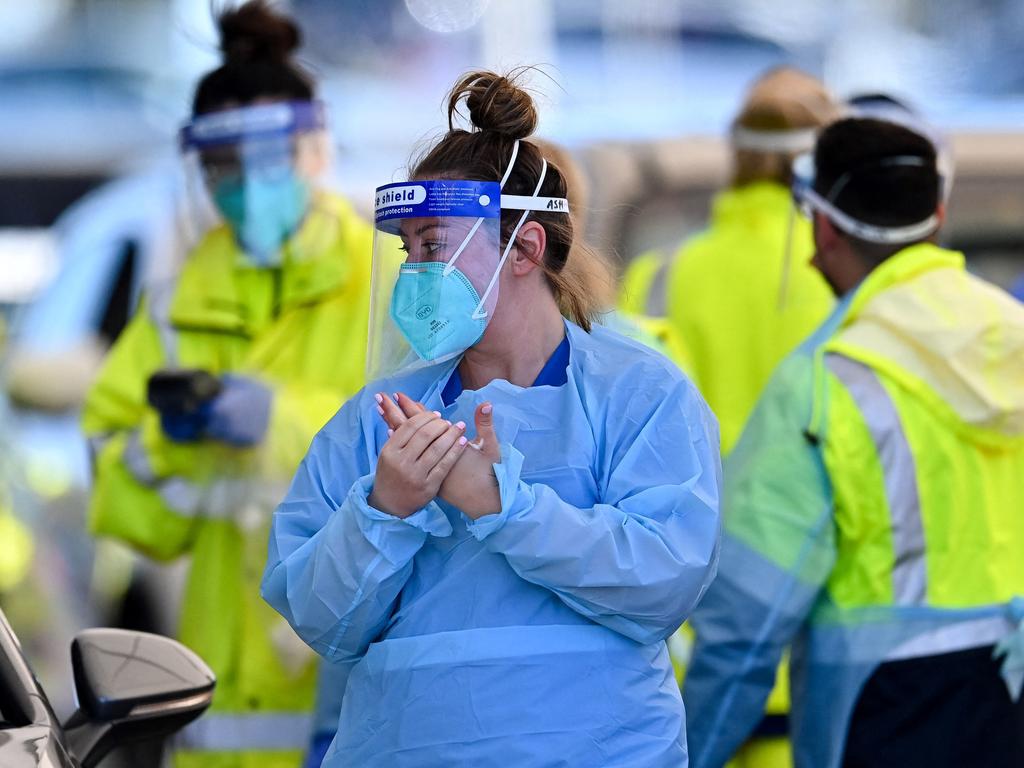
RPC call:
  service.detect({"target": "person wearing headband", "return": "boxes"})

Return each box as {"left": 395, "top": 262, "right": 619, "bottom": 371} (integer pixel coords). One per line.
{"left": 81, "top": 3, "right": 375, "bottom": 767}
{"left": 845, "top": 92, "right": 956, "bottom": 207}
{"left": 262, "top": 70, "right": 722, "bottom": 767}
{"left": 684, "top": 116, "right": 1024, "bottom": 767}
{"left": 620, "top": 67, "right": 840, "bottom": 457}
{"left": 619, "top": 66, "right": 841, "bottom": 768}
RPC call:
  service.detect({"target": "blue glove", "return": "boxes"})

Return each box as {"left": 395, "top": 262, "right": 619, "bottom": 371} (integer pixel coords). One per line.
{"left": 159, "top": 401, "right": 212, "bottom": 443}
{"left": 304, "top": 731, "right": 334, "bottom": 768}
{"left": 205, "top": 374, "right": 273, "bottom": 447}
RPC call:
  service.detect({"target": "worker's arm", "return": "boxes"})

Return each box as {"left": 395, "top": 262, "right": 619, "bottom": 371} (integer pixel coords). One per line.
{"left": 83, "top": 302, "right": 249, "bottom": 560}
{"left": 683, "top": 353, "right": 837, "bottom": 768}
{"left": 467, "top": 369, "right": 721, "bottom": 645}
{"left": 262, "top": 392, "right": 453, "bottom": 661}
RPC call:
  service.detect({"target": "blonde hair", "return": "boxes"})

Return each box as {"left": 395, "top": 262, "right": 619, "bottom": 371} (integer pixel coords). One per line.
{"left": 731, "top": 67, "right": 841, "bottom": 187}
{"left": 532, "top": 138, "right": 616, "bottom": 316}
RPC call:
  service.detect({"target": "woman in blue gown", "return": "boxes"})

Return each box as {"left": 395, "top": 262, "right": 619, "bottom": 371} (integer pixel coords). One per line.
{"left": 262, "top": 70, "right": 721, "bottom": 767}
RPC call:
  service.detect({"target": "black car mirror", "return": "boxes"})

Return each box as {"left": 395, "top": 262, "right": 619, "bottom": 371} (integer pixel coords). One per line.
{"left": 62, "top": 629, "right": 215, "bottom": 768}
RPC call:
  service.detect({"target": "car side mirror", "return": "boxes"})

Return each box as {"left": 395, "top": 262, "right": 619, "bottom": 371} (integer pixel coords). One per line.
{"left": 62, "top": 628, "right": 215, "bottom": 768}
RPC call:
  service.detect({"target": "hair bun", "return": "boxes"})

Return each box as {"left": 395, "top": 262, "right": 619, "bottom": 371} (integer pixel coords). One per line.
{"left": 218, "top": 0, "right": 300, "bottom": 64}
{"left": 448, "top": 70, "right": 537, "bottom": 140}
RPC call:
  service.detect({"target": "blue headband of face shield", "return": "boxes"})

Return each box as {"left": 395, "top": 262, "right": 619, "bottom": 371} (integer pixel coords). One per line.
{"left": 179, "top": 100, "right": 326, "bottom": 150}
{"left": 791, "top": 152, "right": 940, "bottom": 244}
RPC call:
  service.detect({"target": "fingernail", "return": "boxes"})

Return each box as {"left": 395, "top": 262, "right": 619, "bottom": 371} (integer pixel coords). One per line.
{"left": 444, "top": 420, "right": 451, "bottom": 426}
{"left": 459, "top": 436, "right": 467, "bottom": 446}
{"left": 374, "top": 393, "right": 383, "bottom": 404}
{"left": 433, "top": 410, "right": 442, "bottom": 418}
{"left": 387, "top": 428, "right": 394, "bottom": 437}
{"left": 456, "top": 421, "right": 466, "bottom": 430}
{"left": 482, "top": 404, "right": 493, "bottom": 415}
{"left": 393, "top": 393, "right": 400, "bottom": 402}
{"left": 376, "top": 406, "right": 384, "bottom": 416}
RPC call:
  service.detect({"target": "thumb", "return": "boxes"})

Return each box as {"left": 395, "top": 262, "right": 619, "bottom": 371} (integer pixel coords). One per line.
{"left": 473, "top": 402, "right": 500, "bottom": 460}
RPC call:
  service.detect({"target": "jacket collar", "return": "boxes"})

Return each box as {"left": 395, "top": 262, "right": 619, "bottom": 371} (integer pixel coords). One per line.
{"left": 169, "top": 193, "right": 356, "bottom": 334}
{"left": 711, "top": 181, "right": 795, "bottom": 228}
{"left": 841, "top": 242, "right": 965, "bottom": 329}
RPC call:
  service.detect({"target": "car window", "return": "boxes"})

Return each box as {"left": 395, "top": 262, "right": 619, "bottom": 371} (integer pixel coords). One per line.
{"left": 98, "top": 239, "right": 138, "bottom": 346}
{"left": 0, "top": 642, "right": 33, "bottom": 729}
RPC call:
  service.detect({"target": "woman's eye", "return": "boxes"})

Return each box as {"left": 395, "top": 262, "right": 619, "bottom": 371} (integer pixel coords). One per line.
{"left": 399, "top": 243, "right": 411, "bottom": 254}
{"left": 424, "top": 241, "right": 444, "bottom": 256}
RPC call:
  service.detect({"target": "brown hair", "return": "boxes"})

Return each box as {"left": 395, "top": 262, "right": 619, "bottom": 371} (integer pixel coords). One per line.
{"left": 412, "top": 70, "right": 611, "bottom": 331}
{"left": 731, "top": 66, "right": 840, "bottom": 187}
{"left": 531, "top": 138, "right": 616, "bottom": 312}
{"left": 192, "top": 1, "right": 314, "bottom": 116}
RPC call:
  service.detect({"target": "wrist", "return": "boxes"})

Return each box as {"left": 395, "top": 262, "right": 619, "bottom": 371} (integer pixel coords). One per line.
{"left": 454, "top": 473, "right": 501, "bottom": 520}
{"left": 367, "top": 487, "right": 416, "bottom": 519}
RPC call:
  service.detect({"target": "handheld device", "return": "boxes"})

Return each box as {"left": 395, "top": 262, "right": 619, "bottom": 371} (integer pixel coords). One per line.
{"left": 146, "top": 369, "right": 222, "bottom": 414}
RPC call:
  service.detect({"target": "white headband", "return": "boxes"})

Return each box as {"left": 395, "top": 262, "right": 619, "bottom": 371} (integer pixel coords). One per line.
{"left": 731, "top": 126, "right": 818, "bottom": 154}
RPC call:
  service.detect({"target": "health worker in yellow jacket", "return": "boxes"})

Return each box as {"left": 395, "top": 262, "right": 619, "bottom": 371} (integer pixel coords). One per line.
{"left": 82, "top": 4, "right": 372, "bottom": 767}
{"left": 621, "top": 67, "right": 839, "bottom": 455}
{"left": 621, "top": 67, "right": 842, "bottom": 768}
{"left": 684, "top": 117, "right": 1024, "bottom": 768}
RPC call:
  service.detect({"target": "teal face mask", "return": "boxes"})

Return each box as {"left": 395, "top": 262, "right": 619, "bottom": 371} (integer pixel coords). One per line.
{"left": 212, "top": 169, "right": 311, "bottom": 266}
{"left": 389, "top": 262, "right": 487, "bottom": 362}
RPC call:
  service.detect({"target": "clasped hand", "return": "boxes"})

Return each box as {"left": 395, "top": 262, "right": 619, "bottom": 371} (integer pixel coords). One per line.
{"left": 367, "top": 392, "right": 501, "bottom": 521}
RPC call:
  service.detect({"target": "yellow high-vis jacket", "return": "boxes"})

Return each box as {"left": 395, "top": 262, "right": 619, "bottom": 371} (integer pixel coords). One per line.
{"left": 83, "top": 192, "right": 372, "bottom": 768}
{"left": 621, "top": 181, "right": 834, "bottom": 454}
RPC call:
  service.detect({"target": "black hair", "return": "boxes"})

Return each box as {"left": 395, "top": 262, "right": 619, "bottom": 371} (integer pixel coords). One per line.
{"left": 814, "top": 118, "right": 939, "bottom": 260}
{"left": 192, "top": 1, "right": 314, "bottom": 116}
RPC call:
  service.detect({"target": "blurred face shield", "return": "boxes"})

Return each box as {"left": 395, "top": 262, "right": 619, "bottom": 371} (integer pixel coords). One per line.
{"left": 790, "top": 152, "right": 941, "bottom": 244}
{"left": 179, "top": 100, "right": 327, "bottom": 266}
{"left": 367, "top": 140, "right": 569, "bottom": 380}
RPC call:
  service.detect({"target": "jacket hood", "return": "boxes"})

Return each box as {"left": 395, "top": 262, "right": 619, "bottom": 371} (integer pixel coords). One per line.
{"left": 832, "top": 243, "right": 1024, "bottom": 441}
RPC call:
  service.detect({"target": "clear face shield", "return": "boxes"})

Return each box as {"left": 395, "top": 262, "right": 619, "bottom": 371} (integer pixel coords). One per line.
{"left": 367, "top": 140, "right": 570, "bottom": 381}
{"left": 179, "top": 100, "right": 327, "bottom": 266}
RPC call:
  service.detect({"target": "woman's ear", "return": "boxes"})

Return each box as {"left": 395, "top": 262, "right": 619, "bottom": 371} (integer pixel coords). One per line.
{"left": 509, "top": 221, "right": 547, "bottom": 277}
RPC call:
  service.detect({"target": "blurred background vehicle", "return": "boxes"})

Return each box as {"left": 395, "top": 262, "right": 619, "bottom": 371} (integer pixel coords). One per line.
{"left": 0, "top": 0, "right": 1021, "bottom": 730}
{"left": 0, "top": 606, "right": 214, "bottom": 768}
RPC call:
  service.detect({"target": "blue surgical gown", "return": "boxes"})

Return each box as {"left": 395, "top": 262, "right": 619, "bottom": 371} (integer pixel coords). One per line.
{"left": 262, "top": 320, "right": 722, "bottom": 767}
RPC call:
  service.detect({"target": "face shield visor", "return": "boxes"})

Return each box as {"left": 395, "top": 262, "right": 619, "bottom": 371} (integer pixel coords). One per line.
{"left": 179, "top": 100, "right": 327, "bottom": 266}
{"left": 367, "top": 140, "right": 570, "bottom": 381}
{"left": 790, "top": 152, "right": 941, "bottom": 244}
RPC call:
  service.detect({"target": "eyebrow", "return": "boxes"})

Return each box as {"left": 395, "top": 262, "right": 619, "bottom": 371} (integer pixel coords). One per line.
{"left": 400, "top": 223, "right": 448, "bottom": 239}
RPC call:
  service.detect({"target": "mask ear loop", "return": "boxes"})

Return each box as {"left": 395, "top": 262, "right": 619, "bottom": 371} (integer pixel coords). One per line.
{"left": 471, "top": 157, "right": 548, "bottom": 320}
{"left": 442, "top": 140, "right": 521, "bottom": 277}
